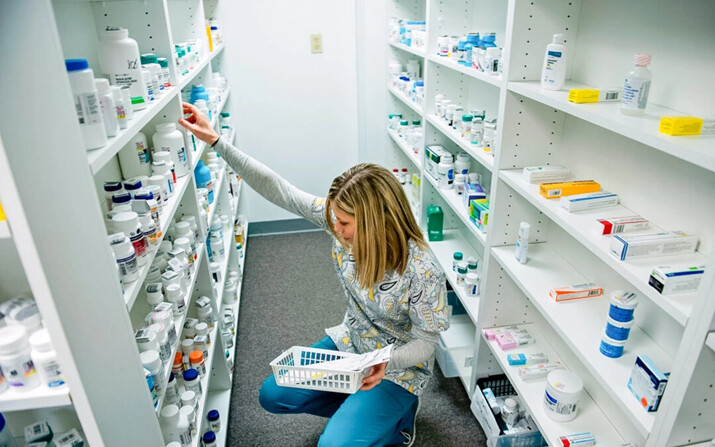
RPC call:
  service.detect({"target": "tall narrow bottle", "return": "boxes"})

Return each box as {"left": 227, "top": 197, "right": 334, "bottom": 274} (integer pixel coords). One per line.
{"left": 621, "top": 54, "right": 652, "bottom": 115}
{"left": 541, "top": 34, "right": 567, "bottom": 91}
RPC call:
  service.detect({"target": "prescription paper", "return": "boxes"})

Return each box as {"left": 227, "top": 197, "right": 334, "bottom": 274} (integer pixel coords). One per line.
{"left": 318, "top": 344, "right": 393, "bottom": 372}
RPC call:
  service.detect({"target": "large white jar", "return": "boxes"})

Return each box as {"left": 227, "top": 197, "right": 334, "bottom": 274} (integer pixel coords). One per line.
{"left": 153, "top": 123, "right": 188, "bottom": 178}
{"left": 98, "top": 27, "right": 148, "bottom": 111}
{"left": 65, "top": 59, "right": 106, "bottom": 150}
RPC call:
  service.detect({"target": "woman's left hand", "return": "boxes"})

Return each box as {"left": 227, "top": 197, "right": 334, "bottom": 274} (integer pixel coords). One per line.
{"left": 360, "top": 362, "right": 387, "bottom": 391}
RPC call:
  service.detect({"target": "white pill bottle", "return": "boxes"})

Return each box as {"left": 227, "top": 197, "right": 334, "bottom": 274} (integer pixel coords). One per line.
{"left": 98, "top": 27, "right": 148, "bottom": 111}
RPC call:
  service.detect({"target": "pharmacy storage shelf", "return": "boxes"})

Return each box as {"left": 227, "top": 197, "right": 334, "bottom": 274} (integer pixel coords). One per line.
{"left": 124, "top": 174, "right": 193, "bottom": 310}
{"left": 177, "top": 56, "right": 214, "bottom": 91}
{"left": 427, "top": 54, "right": 502, "bottom": 89}
{"left": 226, "top": 222, "right": 248, "bottom": 374}
{"left": 424, "top": 173, "right": 487, "bottom": 248}
{"left": 210, "top": 43, "right": 225, "bottom": 58}
{"left": 154, "top": 243, "right": 205, "bottom": 414}
{"left": 189, "top": 324, "right": 220, "bottom": 447}
{"left": 499, "top": 169, "right": 705, "bottom": 326}
{"left": 87, "top": 86, "right": 178, "bottom": 174}
{"left": 388, "top": 41, "right": 425, "bottom": 59}
{"left": 212, "top": 226, "right": 235, "bottom": 312}
{"left": 388, "top": 85, "right": 423, "bottom": 116}
{"left": 0, "top": 221, "right": 9, "bottom": 240}
{"left": 507, "top": 81, "right": 715, "bottom": 174}
{"left": 192, "top": 87, "right": 231, "bottom": 170}
{"left": 427, "top": 230, "right": 480, "bottom": 323}
{"left": 482, "top": 324, "right": 626, "bottom": 447}
{"left": 439, "top": 314, "right": 475, "bottom": 394}
{"left": 202, "top": 389, "right": 231, "bottom": 447}
{"left": 0, "top": 384, "right": 71, "bottom": 412}
{"left": 490, "top": 244, "right": 672, "bottom": 437}
{"left": 425, "top": 115, "right": 494, "bottom": 172}
{"left": 387, "top": 128, "right": 422, "bottom": 169}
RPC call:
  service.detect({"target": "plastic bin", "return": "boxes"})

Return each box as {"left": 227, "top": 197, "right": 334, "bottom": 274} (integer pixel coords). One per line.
{"left": 270, "top": 346, "right": 369, "bottom": 394}
{"left": 436, "top": 315, "right": 474, "bottom": 378}
{"left": 470, "top": 375, "right": 547, "bottom": 447}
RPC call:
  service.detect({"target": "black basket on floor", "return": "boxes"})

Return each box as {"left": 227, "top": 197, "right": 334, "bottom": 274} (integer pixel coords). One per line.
{"left": 476, "top": 374, "right": 516, "bottom": 398}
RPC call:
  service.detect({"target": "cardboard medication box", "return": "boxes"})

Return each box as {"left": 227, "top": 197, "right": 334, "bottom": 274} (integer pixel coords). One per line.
{"left": 425, "top": 145, "right": 451, "bottom": 180}
{"left": 628, "top": 355, "right": 668, "bottom": 412}
{"left": 610, "top": 231, "right": 698, "bottom": 261}
{"left": 522, "top": 165, "right": 570, "bottom": 184}
{"left": 539, "top": 180, "right": 600, "bottom": 199}
{"left": 567, "top": 87, "right": 621, "bottom": 103}
{"left": 649, "top": 264, "right": 705, "bottom": 295}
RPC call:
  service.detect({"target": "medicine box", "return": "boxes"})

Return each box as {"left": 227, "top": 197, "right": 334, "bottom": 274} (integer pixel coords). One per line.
{"left": 560, "top": 191, "right": 619, "bottom": 212}
{"left": 567, "top": 88, "right": 621, "bottom": 103}
{"left": 463, "top": 183, "right": 487, "bottom": 210}
{"left": 628, "top": 355, "right": 668, "bottom": 412}
{"left": 549, "top": 283, "right": 603, "bottom": 302}
{"left": 593, "top": 215, "right": 649, "bottom": 235}
{"left": 539, "top": 180, "right": 600, "bottom": 199}
{"left": 610, "top": 231, "right": 698, "bottom": 261}
{"left": 425, "top": 145, "right": 451, "bottom": 180}
{"left": 649, "top": 264, "right": 705, "bottom": 295}
{"left": 522, "top": 165, "right": 570, "bottom": 184}
{"left": 658, "top": 116, "right": 704, "bottom": 136}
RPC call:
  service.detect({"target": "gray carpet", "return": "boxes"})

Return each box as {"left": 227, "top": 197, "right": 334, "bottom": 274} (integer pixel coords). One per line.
{"left": 226, "top": 230, "right": 487, "bottom": 446}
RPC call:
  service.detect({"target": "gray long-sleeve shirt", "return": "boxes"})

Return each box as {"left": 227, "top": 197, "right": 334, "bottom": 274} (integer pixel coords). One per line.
{"left": 213, "top": 138, "right": 450, "bottom": 395}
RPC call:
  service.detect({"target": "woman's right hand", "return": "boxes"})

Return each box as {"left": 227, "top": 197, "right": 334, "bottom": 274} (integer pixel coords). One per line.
{"left": 178, "top": 102, "right": 220, "bottom": 146}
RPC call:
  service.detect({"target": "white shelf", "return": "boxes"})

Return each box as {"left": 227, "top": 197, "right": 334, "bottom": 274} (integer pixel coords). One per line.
{"left": 387, "top": 128, "right": 422, "bottom": 169}
{"left": 482, "top": 324, "right": 626, "bottom": 447}
{"left": 426, "top": 230, "right": 480, "bottom": 323}
{"left": 427, "top": 54, "right": 502, "bottom": 88}
{"left": 189, "top": 324, "right": 220, "bottom": 447}
{"left": 154, "top": 243, "right": 205, "bottom": 414}
{"left": 388, "top": 85, "right": 424, "bottom": 116}
{"left": 212, "top": 226, "right": 235, "bottom": 312}
{"left": 0, "top": 221, "right": 9, "bottom": 239}
{"left": 507, "top": 81, "right": 715, "bottom": 174}
{"left": 425, "top": 115, "right": 494, "bottom": 172}
{"left": 424, "top": 172, "right": 488, "bottom": 248}
{"left": 441, "top": 314, "right": 475, "bottom": 393}
{"left": 124, "top": 173, "right": 193, "bottom": 310}
{"left": 490, "top": 244, "right": 672, "bottom": 437}
{"left": 0, "top": 383, "right": 71, "bottom": 411}
{"left": 499, "top": 169, "right": 706, "bottom": 326}
{"left": 87, "top": 86, "right": 178, "bottom": 174}
{"left": 388, "top": 41, "right": 425, "bottom": 58}
{"left": 707, "top": 332, "right": 715, "bottom": 353}
{"left": 202, "top": 389, "right": 231, "bottom": 447}
{"left": 210, "top": 43, "right": 225, "bottom": 60}
{"left": 206, "top": 167, "right": 226, "bottom": 227}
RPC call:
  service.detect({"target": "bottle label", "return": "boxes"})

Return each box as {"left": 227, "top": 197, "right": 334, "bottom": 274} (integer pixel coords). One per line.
{"left": 39, "top": 360, "right": 65, "bottom": 387}
{"left": 117, "top": 254, "right": 138, "bottom": 277}
{"left": 178, "top": 147, "right": 187, "bottom": 166}
{"left": 622, "top": 78, "right": 651, "bottom": 110}
{"left": 74, "top": 93, "right": 102, "bottom": 126}
{"left": 115, "top": 104, "right": 127, "bottom": 121}
{"left": 5, "top": 358, "right": 37, "bottom": 386}
{"left": 135, "top": 141, "right": 150, "bottom": 164}
{"left": 130, "top": 233, "right": 147, "bottom": 257}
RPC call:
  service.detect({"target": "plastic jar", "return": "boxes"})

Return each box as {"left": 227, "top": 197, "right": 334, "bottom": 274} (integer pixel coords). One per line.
{"left": 467, "top": 256, "right": 478, "bottom": 273}
{"left": 108, "top": 233, "right": 139, "bottom": 283}
{"left": 196, "top": 322, "right": 211, "bottom": 344}
{"left": 98, "top": 27, "right": 147, "bottom": 110}
{"left": 113, "top": 211, "right": 148, "bottom": 266}
{"left": 460, "top": 115, "right": 473, "bottom": 139}
{"left": 180, "top": 339, "right": 195, "bottom": 369}
{"left": 29, "top": 329, "right": 65, "bottom": 388}
{"left": 605, "top": 316, "right": 633, "bottom": 341}
{"left": 172, "top": 352, "right": 184, "bottom": 383}
{"left": 197, "top": 305, "right": 214, "bottom": 328}
{"left": 452, "top": 252, "right": 463, "bottom": 272}
{"left": 160, "top": 405, "right": 191, "bottom": 446}
{"left": 223, "top": 279, "right": 237, "bottom": 305}
{"left": 65, "top": 59, "right": 106, "bottom": 150}
{"left": 103, "top": 182, "right": 124, "bottom": 211}
{"left": 181, "top": 215, "right": 202, "bottom": 242}
{"left": 139, "top": 213, "right": 159, "bottom": 250}
{"left": 180, "top": 405, "right": 197, "bottom": 437}
{"left": 95, "top": 78, "right": 118, "bottom": 138}
{"left": 438, "top": 154, "right": 454, "bottom": 189}
{"left": 189, "top": 351, "right": 206, "bottom": 376}
{"left": 153, "top": 311, "right": 178, "bottom": 346}
{"left": 165, "top": 373, "right": 180, "bottom": 405}
{"left": 455, "top": 153, "right": 470, "bottom": 176}
{"left": 600, "top": 333, "right": 627, "bottom": 358}
{"left": 210, "top": 233, "right": 225, "bottom": 262}
{"left": 173, "top": 237, "right": 193, "bottom": 268}
{"left": 175, "top": 222, "right": 196, "bottom": 259}
{"left": 207, "top": 409, "right": 221, "bottom": 433}
{"left": 153, "top": 155, "right": 177, "bottom": 187}
{"left": 471, "top": 117, "right": 484, "bottom": 145}
{"left": 501, "top": 397, "right": 519, "bottom": 426}
{"left": 203, "top": 431, "right": 217, "bottom": 447}
{"left": 193, "top": 336, "right": 209, "bottom": 361}
{"left": 119, "top": 131, "right": 151, "bottom": 178}
{"left": 165, "top": 284, "right": 186, "bottom": 317}
{"left": 135, "top": 328, "right": 160, "bottom": 357}
{"left": 147, "top": 323, "right": 171, "bottom": 366}
{"left": 609, "top": 291, "right": 638, "bottom": 322}
{"left": 0, "top": 325, "right": 40, "bottom": 391}
{"left": 466, "top": 273, "right": 479, "bottom": 297}
{"left": 456, "top": 263, "right": 468, "bottom": 286}
{"left": 183, "top": 368, "right": 202, "bottom": 397}
{"left": 140, "top": 350, "right": 163, "bottom": 396}
{"left": 153, "top": 123, "right": 188, "bottom": 178}
{"left": 544, "top": 369, "right": 583, "bottom": 422}
{"left": 181, "top": 390, "right": 198, "bottom": 414}
{"left": 454, "top": 174, "right": 466, "bottom": 196}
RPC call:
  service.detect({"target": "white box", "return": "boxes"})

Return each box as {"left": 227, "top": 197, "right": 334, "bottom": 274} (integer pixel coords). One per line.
{"left": 425, "top": 145, "right": 451, "bottom": 180}
{"left": 593, "top": 215, "right": 649, "bottom": 235}
{"left": 649, "top": 264, "right": 705, "bottom": 295}
{"left": 560, "top": 191, "right": 619, "bottom": 212}
{"left": 610, "top": 231, "right": 698, "bottom": 261}
{"left": 522, "top": 165, "right": 570, "bottom": 184}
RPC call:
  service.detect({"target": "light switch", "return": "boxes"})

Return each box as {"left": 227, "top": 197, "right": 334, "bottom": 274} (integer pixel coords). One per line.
{"left": 310, "top": 33, "right": 323, "bottom": 54}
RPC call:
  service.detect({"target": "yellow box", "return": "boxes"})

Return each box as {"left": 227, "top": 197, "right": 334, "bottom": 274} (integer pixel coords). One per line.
{"left": 659, "top": 116, "right": 704, "bottom": 136}
{"left": 567, "top": 88, "right": 620, "bottom": 104}
{"left": 0, "top": 202, "right": 4, "bottom": 221}
{"left": 539, "top": 180, "right": 600, "bottom": 199}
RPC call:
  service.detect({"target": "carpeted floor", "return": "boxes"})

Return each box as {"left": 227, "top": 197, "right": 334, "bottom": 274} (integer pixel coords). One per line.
{"left": 226, "top": 230, "right": 487, "bottom": 446}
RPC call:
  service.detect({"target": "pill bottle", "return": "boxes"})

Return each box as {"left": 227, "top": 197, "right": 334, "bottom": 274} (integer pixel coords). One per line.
{"left": 455, "top": 153, "right": 470, "bottom": 176}
{"left": 544, "top": 369, "right": 583, "bottom": 422}
{"left": 109, "top": 85, "right": 127, "bottom": 130}
{"left": 181, "top": 390, "right": 198, "bottom": 414}
{"left": 109, "top": 233, "right": 139, "bottom": 283}
{"left": 609, "top": 291, "right": 638, "bottom": 322}
{"left": 98, "top": 27, "right": 147, "bottom": 110}
{"left": 120, "top": 85, "right": 135, "bottom": 120}
{"left": 180, "top": 405, "right": 197, "bottom": 437}
{"left": 501, "top": 397, "right": 519, "bottom": 426}
{"left": 153, "top": 311, "right": 178, "bottom": 346}
{"left": 466, "top": 273, "right": 479, "bottom": 297}
{"left": 135, "top": 328, "right": 160, "bottom": 357}
{"left": 0, "top": 325, "right": 40, "bottom": 391}
{"left": 173, "top": 238, "right": 193, "bottom": 268}
{"left": 147, "top": 323, "right": 171, "bottom": 366}
{"left": 467, "top": 257, "right": 478, "bottom": 273}
{"left": 454, "top": 174, "right": 466, "bottom": 196}
{"left": 189, "top": 351, "right": 206, "bottom": 376}
{"left": 599, "top": 333, "right": 626, "bottom": 358}
{"left": 165, "top": 373, "right": 180, "bottom": 405}
{"left": 194, "top": 161, "right": 214, "bottom": 204}
{"left": 183, "top": 369, "right": 202, "bottom": 397}
{"left": 165, "top": 284, "right": 186, "bottom": 317}
{"left": 471, "top": 117, "right": 484, "bottom": 145}
{"left": 621, "top": 54, "right": 652, "bottom": 116}
{"left": 118, "top": 131, "right": 152, "bottom": 178}
{"left": 180, "top": 340, "right": 195, "bottom": 369}
{"left": 203, "top": 431, "right": 217, "bottom": 447}
{"left": 172, "top": 352, "right": 184, "bottom": 383}
{"left": 139, "top": 213, "right": 159, "bottom": 250}
{"left": 207, "top": 409, "right": 221, "bottom": 433}
{"left": 160, "top": 405, "right": 190, "bottom": 446}
{"left": 456, "top": 263, "right": 468, "bottom": 286}
{"left": 29, "top": 329, "right": 65, "bottom": 388}
{"left": 197, "top": 303, "right": 214, "bottom": 328}
{"left": 437, "top": 154, "right": 454, "bottom": 189}
{"left": 122, "top": 177, "right": 143, "bottom": 197}
{"left": 153, "top": 123, "right": 188, "bottom": 178}
{"left": 210, "top": 233, "right": 225, "bottom": 262}
{"left": 175, "top": 222, "right": 196, "bottom": 260}
{"left": 113, "top": 211, "right": 148, "bottom": 266}
{"left": 193, "top": 335, "right": 209, "bottom": 361}
{"left": 103, "top": 182, "right": 124, "bottom": 211}
{"left": 95, "top": 78, "right": 118, "bottom": 138}
{"left": 605, "top": 316, "right": 633, "bottom": 341}
{"left": 142, "top": 68, "right": 155, "bottom": 103}
{"left": 145, "top": 367, "right": 158, "bottom": 408}
{"left": 196, "top": 322, "right": 211, "bottom": 344}
{"left": 223, "top": 279, "right": 237, "bottom": 305}
{"left": 140, "top": 350, "right": 163, "bottom": 396}
{"left": 153, "top": 152, "right": 177, "bottom": 184}
{"left": 65, "top": 59, "right": 106, "bottom": 150}
{"left": 452, "top": 252, "right": 463, "bottom": 272}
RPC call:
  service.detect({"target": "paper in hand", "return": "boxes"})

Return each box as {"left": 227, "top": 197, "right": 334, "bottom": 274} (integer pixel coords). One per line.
{"left": 318, "top": 344, "right": 393, "bottom": 372}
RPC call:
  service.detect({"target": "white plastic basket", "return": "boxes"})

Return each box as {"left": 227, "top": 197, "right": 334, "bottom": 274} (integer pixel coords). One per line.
{"left": 270, "top": 346, "right": 369, "bottom": 394}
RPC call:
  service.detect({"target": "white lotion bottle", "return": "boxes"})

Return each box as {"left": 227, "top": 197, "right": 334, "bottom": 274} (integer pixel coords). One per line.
{"left": 515, "top": 221, "right": 530, "bottom": 264}
{"left": 153, "top": 124, "right": 189, "bottom": 178}
{"left": 65, "top": 59, "right": 107, "bottom": 150}
{"left": 118, "top": 131, "right": 152, "bottom": 178}
{"left": 98, "top": 27, "right": 148, "bottom": 111}
{"left": 541, "top": 34, "right": 567, "bottom": 91}
{"left": 621, "top": 53, "right": 652, "bottom": 115}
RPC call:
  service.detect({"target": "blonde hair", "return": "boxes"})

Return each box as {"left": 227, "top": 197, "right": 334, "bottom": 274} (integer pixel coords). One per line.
{"left": 325, "top": 163, "right": 426, "bottom": 290}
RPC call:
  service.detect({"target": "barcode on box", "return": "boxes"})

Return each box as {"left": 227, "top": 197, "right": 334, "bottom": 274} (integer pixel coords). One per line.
{"left": 605, "top": 92, "right": 619, "bottom": 100}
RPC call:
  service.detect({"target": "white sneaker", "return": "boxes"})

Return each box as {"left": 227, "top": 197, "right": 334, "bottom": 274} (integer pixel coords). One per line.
{"left": 398, "top": 398, "right": 420, "bottom": 447}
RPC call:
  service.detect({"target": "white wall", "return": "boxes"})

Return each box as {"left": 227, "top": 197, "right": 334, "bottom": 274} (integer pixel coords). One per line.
{"left": 220, "top": 0, "right": 359, "bottom": 223}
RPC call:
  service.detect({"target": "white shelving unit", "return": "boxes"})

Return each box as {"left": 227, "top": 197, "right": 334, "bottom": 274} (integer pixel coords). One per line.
{"left": 0, "top": 1, "right": 246, "bottom": 446}
{"left": 375, "top": 0, "right": 715, "bottom": 446}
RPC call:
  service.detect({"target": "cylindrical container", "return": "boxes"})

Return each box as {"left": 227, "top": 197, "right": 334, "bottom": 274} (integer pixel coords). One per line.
{"left": 153, "top": 310, "right": 178, "bottom": 346}
{"left": 180, "top": 339, "right": 194, "bottom": 369}
{"left": 145, "top": 283, "right": 164, "bottom": 309}
{"left": 600, "top": 333, "right": 627, "bottom": 358}
{"left": 29, "top": 329, "right": 65, "bottom": 388}
{"left": 197, "top": 305, "right": 214, "bottom": 328}
{"left": 194, "top": 161, "right": 214, "bottom": 204}
{"left": 0, "top": 325, "right": 40, "bottom": 391}
{"left": 501, "top": 397, "right": 519, "bottom": 426}
{"left": 153, "top": 123, "right": 188, "bottom": 178}
{"left": 148, "top": 323, "right": 171, "bottom": 366}
{"left": 145, "top": 185, "right": 163, "bottom": 212}
{"left": 189, "top": 351, "right": 206, "bottom": 376}
{"left": 541, "top": 34, "right": 567, "bottom": 91}
{"left": 193, "top": 336, "right": 209, "bottom": 361}
{"left": 471, "top": 117, "right": 484, "bottom": 145}
{"left": 207, "top": 409, "right": 221, "bottom": 433}
{"left": 175, "top": 222, "right": 196, "bottom": 260}
{"left": 465, "top": 273, "right": 479, "bottom": 297}
{"left": 621, "top": 54, "right": 652, "bottom": 116}
{"left": 153, "top": 152, "right": 177, "bottom": 184}
{"left": 0, "top": 413, "right": 16, "bottom": 447}
{"left": 223, "top": 279, "right": 237, "bottom": 305}
{"left": 109, "top": 85, "right": 128, "bottom": 129}
{"left": 454, "top": 174, "right": 466, "bottom": 196}
{"left": 165, "top": 373, "right": 180, "bottom": 405}
{"left": 173, "top": 237, "right": 193, "bottom": 268}
{"left": 455, "top": 153, "right": 470, "bottom": 176}
{"left": 456, "top": 263, "right": 467, "bottom": 286}
{"left": 118, "top": 131, "right": 151, "bottom": 178}
{"left": 122, "top": 177, "right": 143, "bottom": 198}
{"left": 609, "top": 291, "right": 638, "bottom": 322}
{"left": 438, "top": 154, "right": 454, "bottom": 189}
{"left": 182, "top": 369, "right": 202, "bottom": 397}
{"left": 149, "top": 173, "right": 171, "bottom": 205}
{"left": 165, "top": 284, "right": 186, "bottom": 317}
{"left": 157, "top": 57, "right": 172, "bottom": 88}
{"left": 515, "top": 222, "right": 530, "bottom": 264}
{"left": 181, "top": 390, "right": 198, "bottom": 415}
{"left": 109, "top": 233, "right": 139, "bottom": 283}
{"left": 172, "top": 352, "right": 184, "bottom": 383}
{"left": 452, "top": 252, "right": 463, "bottom": 272}
{"left": 95, "top": 78, "right": 118, "bottom": 137}
{"left": 113, "top": 211, "right": 148, "bottom": 266}
{"left": 195, "top": 322, "right": 210, "bottom": 344}
{"left": 210, "top": 233, "right": 225, "bottom": 262}
{"left": 202, "top": 431, "right": 217, "bottom": 447}
{"left": 65, "top": 59, "right": 106, "bottom": 150}
{"left": 120, "top": 85, "right": 135, "bottom": 120}
{"left": 135, "top": 328, "right": 160, "bottom": 356}
{"left": 605, "top": 316, "right": 633, "bottom": 341}
{"left": 140, "top": 350, "right": 163, "bottom": 396}
{"left": 142, "top": 68, "right": 155, "bottom": 104}
{"left": 140, "top": 214, "right": 159, "bottom": 250}
{"left": 544, "top": 369, "right": 583, "bottom": 422}
{"left": 98, "top": 27, "right": 147, "bottom": 110}
{"left": 180, "top": 405, "right": 197, "bottom": 437}
{"left": 181, "top": 215, "right": 201, "bottom": 241}
{"left": 103, "top": 182, "right": 124, "bottom": 211}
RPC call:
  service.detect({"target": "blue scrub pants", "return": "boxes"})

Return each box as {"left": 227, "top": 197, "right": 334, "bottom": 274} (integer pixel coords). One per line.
{"left": 259, "top": 337, "right": 418, "bottom": 447}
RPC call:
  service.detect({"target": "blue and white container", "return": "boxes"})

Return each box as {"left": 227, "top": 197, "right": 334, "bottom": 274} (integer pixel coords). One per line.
{"left": 608, "top": 290, "right": 638, "bottom": 322}
{"left": 600, "top": 332, "right": 627, "bottom": 358}
{"left": 605, "top": 316, "right": 633, "bottom": 341}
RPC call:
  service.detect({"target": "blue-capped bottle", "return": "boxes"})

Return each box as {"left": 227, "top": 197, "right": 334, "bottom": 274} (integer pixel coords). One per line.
{"left": 194, "top": 160, "right": 214, "bottom": 204}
